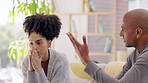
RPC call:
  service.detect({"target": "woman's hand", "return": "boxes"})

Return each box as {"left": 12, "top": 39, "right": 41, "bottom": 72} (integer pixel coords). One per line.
{"left": 67, "top": 32, "right": 90, "bottom": 65}
{"left": 28, "top": 54, "right": 34, "bottom": 71}
{"left": 29, "top": 47, "right": 42, "bottom": 71}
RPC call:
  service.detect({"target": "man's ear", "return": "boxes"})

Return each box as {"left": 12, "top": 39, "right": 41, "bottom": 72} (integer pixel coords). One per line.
{"left": 136, "top": 28, "right": 143, "bottom": 38}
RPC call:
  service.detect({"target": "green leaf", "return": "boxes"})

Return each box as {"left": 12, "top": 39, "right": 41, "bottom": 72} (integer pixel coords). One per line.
{"left": 8, "top": 39, "right": 29, "bottom": 65}
{"left": 9, "top": 0, "right": 54, "bottom": 25}
{"left": 17, "top": 3, "right": 25, "bottom": 13}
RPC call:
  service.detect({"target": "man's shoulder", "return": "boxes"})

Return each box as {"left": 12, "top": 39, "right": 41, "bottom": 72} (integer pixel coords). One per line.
{"left": 134, "top": 47, "right": 148, "bottom": 64}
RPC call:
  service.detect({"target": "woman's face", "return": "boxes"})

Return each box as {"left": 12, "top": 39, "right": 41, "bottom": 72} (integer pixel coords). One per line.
{"left": 28, "top": 32, "right": 51, "bottom": 58}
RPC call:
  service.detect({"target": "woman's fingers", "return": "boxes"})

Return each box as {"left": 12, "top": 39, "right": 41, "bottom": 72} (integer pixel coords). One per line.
{"left": 29, "top": 48, "right": 42, "bottom": 71}
{"left": 28, "top": 55, "right": 35, "bottom": 71}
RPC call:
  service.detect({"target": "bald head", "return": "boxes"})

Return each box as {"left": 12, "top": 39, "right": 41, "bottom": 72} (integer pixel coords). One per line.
{"left": 124, "top": 9, "right": 148, "bottom": 33}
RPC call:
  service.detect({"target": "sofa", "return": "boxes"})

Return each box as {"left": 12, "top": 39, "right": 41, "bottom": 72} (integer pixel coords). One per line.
{"left": 70, "top": 61, "right": 125, "bottom": 83}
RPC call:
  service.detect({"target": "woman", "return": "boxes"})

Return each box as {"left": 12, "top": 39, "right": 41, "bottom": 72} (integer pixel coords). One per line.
{"left": 21, "top": 14, "right": 70, "bottom": 83}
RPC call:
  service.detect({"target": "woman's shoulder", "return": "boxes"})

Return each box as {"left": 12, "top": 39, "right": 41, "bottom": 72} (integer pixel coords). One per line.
{"left": 50, "top": 49, "right": 69, "bottom": 64}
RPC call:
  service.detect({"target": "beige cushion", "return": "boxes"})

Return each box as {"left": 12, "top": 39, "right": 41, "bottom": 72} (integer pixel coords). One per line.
{"left": 70, "top": 61, "right": 125, "bottom": 83}
{"left": 104, "top": 61, "right": 125, "bottom": 78}
{"left": 70, "top": 63, "right": 92, "bottom": 80}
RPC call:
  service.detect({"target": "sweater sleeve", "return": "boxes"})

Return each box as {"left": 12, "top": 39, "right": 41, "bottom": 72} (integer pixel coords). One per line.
{"left": 21, "top": 51, "right": 70, "bottom": 83}
{"left": 22, "top": 60, "right": 69, "bottom": 83}
{"left": 84, "top": 51, "right": 148, "bottom": 83}
{"left": 35, "top": 61, "right": 70, "bottom": 83}
{"left": 34, "top": 69, "right": 49, "bottom": 83}
{"left": 27, "top": 71, "right": 36, "bottom": 83}
{"left": 33, "top": 51, "right": 70, "bottom": 83}
{"left": 115, "top": 52, "right": 133, "bottom": 79}
{"left": 21, "top": 56, "right": 36, "bottom": 83}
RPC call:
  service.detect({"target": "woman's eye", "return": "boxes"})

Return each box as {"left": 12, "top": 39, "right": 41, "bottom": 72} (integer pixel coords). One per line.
{"left": 29, "top": 42, "right": 33, "bottom": 45}
{"left": 37, "top": 41, "right": 42, "bottom": 45}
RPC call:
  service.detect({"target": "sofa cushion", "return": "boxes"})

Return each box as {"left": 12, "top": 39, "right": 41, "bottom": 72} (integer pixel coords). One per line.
{"left": 104, "top": 61, "right": 125, "bottom": 78}
{"left": 70, "top": 63, "right": 92, "bottom": 80}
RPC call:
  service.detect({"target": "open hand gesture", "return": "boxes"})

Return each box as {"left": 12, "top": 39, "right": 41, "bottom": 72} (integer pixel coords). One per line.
{"left": 67, "top": 32, "right": 90, "bottom": 65}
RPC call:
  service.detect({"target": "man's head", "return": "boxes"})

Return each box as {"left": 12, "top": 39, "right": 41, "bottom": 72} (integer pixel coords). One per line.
{"left": 120, "top": 9, "right": 148, "bottom": 50}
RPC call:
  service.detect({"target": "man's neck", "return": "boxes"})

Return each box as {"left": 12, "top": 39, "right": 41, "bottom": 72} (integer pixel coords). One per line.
{"left": 137, "top": 42, "right": 148, "bottom": 53}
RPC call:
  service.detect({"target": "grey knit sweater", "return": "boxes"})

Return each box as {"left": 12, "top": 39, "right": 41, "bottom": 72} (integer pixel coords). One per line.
{"left": 21, "top": 49, "right": 70, "bottom": 83}
{"left": 85, "top": 44, "right": 148, "bottom": 83}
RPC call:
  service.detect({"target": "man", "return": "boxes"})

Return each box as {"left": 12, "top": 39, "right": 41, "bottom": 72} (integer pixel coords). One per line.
{"left": 67, "top": 9, "right": 148, "bottom": 83}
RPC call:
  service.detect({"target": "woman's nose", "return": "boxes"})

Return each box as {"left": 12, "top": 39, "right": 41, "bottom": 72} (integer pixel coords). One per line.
{"left": 29, "top": 43, "right": 37, "bottom": 50}
{"left": 32, "top": 44, "right": 38, "bottom": 49}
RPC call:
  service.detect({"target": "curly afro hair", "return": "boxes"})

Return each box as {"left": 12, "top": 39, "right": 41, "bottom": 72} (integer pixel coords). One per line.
{"left": 23, "top": 13, "right": 62, "bottom": 41}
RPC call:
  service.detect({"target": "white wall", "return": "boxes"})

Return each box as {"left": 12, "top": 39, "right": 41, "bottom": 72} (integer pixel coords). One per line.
{"left": 53, "top": 0, "right": 88, "bottom": 63}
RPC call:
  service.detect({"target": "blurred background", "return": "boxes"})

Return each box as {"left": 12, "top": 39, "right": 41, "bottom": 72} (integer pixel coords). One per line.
{"left": 0, "top": 0, "right": 148, "bottom": 83}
